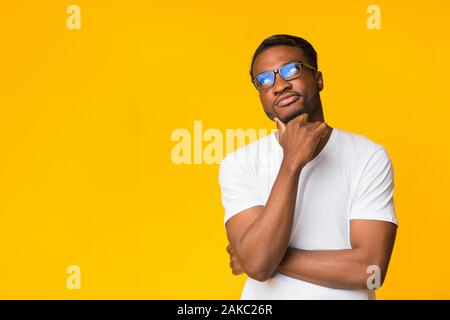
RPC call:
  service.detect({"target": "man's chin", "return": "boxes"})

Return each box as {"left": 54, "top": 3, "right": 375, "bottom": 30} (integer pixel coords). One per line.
{"left": 278, "top": 109, "right": 307, "bottom": 124}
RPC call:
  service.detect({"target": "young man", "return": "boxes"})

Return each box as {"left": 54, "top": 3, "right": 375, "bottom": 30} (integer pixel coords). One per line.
{"left": 218, "top": 34, "right": 398, "bottom": 299}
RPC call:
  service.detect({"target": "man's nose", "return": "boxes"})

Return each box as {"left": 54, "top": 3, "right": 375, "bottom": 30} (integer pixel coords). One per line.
{"left": 272, "top": 72, "right": 292, "bottom": 95}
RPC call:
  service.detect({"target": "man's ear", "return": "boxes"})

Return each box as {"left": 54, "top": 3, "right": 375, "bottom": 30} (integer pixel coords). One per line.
{"left": 315, "top": 71, "right": 324, "bottom": 92}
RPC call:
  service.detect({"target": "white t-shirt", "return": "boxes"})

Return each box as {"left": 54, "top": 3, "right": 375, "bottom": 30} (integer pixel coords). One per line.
{"left": 218, "top": 127, "right": 398, "bottom": 300}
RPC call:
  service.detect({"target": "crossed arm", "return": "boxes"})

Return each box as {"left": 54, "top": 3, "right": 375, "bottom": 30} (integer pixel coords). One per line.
{"left": 223, "top": 118, "right": 397, "bottom": 289}
{"left": 226, "top": 205, "right": 397, "bottom": 290}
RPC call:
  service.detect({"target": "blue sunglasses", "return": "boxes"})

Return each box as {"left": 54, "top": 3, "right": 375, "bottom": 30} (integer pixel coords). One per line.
{"left": 252, "top": 61, "right": 316, "bottom": 91}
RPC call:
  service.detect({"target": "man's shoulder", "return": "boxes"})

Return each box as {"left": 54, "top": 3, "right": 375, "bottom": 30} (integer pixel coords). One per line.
{"left": 334, "top": 127, "right": 387, "bottom": 156}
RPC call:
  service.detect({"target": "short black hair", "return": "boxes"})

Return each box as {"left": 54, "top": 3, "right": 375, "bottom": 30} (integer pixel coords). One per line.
{"left": 249, "top": 34, "right": 318, "bottom": 78}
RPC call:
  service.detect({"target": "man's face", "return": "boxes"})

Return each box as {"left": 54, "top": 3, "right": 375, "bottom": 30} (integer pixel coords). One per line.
{"left": 252, "top": 45, "right": 324, "bottom": 124}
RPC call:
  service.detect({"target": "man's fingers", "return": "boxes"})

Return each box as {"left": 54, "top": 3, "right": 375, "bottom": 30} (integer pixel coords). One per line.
{"left": 289, "top": 112, "right": 309, "bottom": 126}
{"left": 230, "top": 256, "right": 244, "bottom": 275}
{"left": 321, "top": 124, "right": 330, "bottom": 138}
{"left": 226, "top": 244, "right": 232, "bottom": 255}
{"left": 316, "top": 122, "right": 327, "bottom": 132}
{"left": 231, "top": 263, "right": 244, "bottom": 275}
{"left": 227, "top": 243, "right": 243, "bottom": 276}
{"left": 274, "top": 117, "right": 286, "bottom": 137}
{"left": 310, "top": 121, "right": 322, "bottom": 129}
{"left": 312, "top": 122, "right": 328, "bottom": 138}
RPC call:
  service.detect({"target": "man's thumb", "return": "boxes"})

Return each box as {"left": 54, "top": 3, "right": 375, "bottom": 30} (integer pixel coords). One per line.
{"left": 274, "top": 117, "right": 286, "bottom": 136}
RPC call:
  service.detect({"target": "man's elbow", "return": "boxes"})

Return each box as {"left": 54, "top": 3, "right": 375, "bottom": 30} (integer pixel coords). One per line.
{"left": 247, "top": 270, "right": 272, "bottom": 282}
{"left": 243, "top": 261, "right": 275, "bottom": 282}
{"left": 362, "top": 260, "right": 389, "bottom": 290}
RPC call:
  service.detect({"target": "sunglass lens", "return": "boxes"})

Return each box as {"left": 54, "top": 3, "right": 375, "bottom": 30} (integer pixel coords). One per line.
{"left": 280, "top": 62, "right": 301, "bottom": 80}
{"left": 255, "top": 71, "right": 274, "bottom": 89}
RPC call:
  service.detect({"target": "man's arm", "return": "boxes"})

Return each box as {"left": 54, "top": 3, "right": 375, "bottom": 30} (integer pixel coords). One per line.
{"left": 225, "top": 114, "right": 329, "bottom": 281}
{"left": 276, "top": 219, "right": 397, "bottom": 289}
{"left": 225, "top": 165, "right": 299, "bottom": 281}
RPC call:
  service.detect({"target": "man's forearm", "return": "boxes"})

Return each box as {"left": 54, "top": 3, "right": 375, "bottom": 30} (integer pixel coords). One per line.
{"left": 238, "top": 161, "right": 302, "bottom": 280}
{"left": 276, "top": 247, "right": 372, "bottom": 290}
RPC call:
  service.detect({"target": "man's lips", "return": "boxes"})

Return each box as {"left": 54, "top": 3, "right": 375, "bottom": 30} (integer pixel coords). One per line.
{"left": 276, "top": 94, "right": 300, "bottom": 107}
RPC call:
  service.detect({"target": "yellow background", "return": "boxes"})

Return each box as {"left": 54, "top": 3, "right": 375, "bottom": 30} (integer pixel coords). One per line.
{"left": 0, "top": 0, "right": 449, "bottom": 299}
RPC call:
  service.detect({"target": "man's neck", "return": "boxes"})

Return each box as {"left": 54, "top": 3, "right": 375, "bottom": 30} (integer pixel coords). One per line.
{"left": 313, "top": 124, "right": 333, "bottom": 159}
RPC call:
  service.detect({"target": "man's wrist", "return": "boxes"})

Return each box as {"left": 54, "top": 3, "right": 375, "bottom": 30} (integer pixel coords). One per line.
{"left": 280, "top": 159, "right": 303, "bottom": 175}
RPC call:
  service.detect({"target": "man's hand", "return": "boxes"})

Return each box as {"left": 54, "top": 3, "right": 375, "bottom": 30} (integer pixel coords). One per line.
{"left": 226, "top": 244, "right": 244, "bottom": 275}
{"left": 227, "top": 244, "right": 277, "bottom": 279}
{"left": 274, "top": 113, "right": 329, "bottom": 170}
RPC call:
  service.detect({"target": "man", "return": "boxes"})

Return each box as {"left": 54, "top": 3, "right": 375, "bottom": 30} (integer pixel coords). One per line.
{"left": 218, "top": 34, "right": 398, "bottom": 299}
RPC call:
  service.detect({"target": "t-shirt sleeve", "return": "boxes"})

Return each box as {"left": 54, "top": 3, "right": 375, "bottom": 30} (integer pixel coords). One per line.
{"left": 349, "top": 147, "right": 398, "bottom": 226}
{"left": 218, "top": 158, "right": 265, "bottom": 227}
